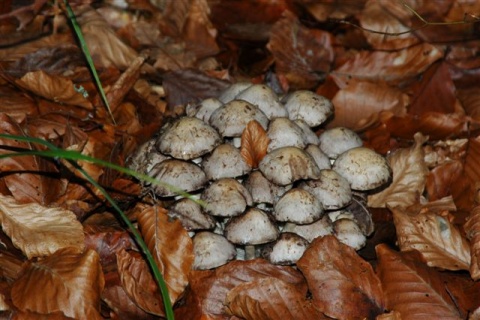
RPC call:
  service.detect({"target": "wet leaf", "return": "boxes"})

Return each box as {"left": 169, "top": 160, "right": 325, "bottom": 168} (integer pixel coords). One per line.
{"left": 240, "top": 120, "right": 270, "bottom": 169}
{"left": 0, "top": 194, "right": 84, "bottom": 259}
{"left": 11, "top": 248, "right": 104, "bottom": 319}
{"left": 368, "top": 132, "right": 429, "bottom": 208}
{"left": 464, "top": 206, "right": 480, "bottom": 279}
{"left": 225, "top": 277, "right": 328, "bottom": 320}
{"left": 376, "top": 244, "right": 463, "bottom": 319}
{"left": 391, "top": 203, "right": 471, "bottom": 271}
{"left": 296, "top": 235, "right": 384, "bottom": 319}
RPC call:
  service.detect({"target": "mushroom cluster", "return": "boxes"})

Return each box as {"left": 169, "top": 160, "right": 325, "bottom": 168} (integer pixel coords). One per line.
{"left": 129, "top": 83, "right": 391, "bottom": 270}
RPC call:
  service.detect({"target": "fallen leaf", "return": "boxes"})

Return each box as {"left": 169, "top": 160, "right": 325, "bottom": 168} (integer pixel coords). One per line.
{"left": 368, "top": 132, "right": 429, "bottom": 208}
{"left": 376, "top": 244, "right": 463, "bottom": 319}
{"left": 225, "top": 277, "right": 328, "bottom": 320}
{"left": 464, "top": 205, "right": 480, "bottom": 279}
{"left": 240, "top": 120, "right": 270, "bottom": 168}
{"left": 425, "top": 161, "right": 464, "bottom": 201}
{"left": 137, "top": 205, "right": 194, "bottom": 305}
{"left": 0, "top": 86, "right": 38, "bottom": 122}
{"left": 391, "top": 203, "right": 471, "bottom": 271}
{"left": 11, "top": 248, "right": 104, "bottom": 319}
{"left": 296, "top": 235, "right": 384, "bottom": 319}
{"left": 0, "top": 194, "right": 84, "bottom": 259}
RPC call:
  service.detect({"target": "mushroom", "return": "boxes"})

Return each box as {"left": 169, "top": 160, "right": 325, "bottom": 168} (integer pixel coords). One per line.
{"left": 318, "top": 127, "right": 363, "bottom": 159}
{"left": 261, "top": 232, "right": 309, "bottom": 265}
{"left": 127, "top": 139, "right": 170, "bottom": 175}
{"left": 282, "top": 90, "right": 333, "bottom": 127}
{"left": 259, "top": 147, "right": 321, "bottom": 186}
{"left": 305, "top": 144, "right": 331, "bottom": 170}
{"left": 294, "top": 120, "right": 320, "bottom": 145}
{"left": 282, "top": 215, "right": 334, "bottom": 243}
{"left": 224, "top": 208, "right": 279, "bottom": 259}
{"left": 201, "top": 178, "right": 253, "bottom": 217}
{"left": 202, "top": 144, "right": 251, "bottom": 180}
{"left": 193, "top": 232, "right": 236, "bottom": 270}
{"left": 218, "top": 82, "right": 253, "bottom": 103}
{"left": 168, "top": 198, "right": 216, "bottom": 231}
{"left": 266, "top": 117, "right": 307, "bottom": 152}
{"left": 156, "top": 117, "right": 221, "bottom": 161}
{"left": 333, "top": 218, "right": 367, "bottom": 250}
{"left": 186, "top": 97, "right": 223, "bottom": 123}
{"left": 273, "top": 188, "right": 323, "bottom": 224}
{"left": 235, "top": 84, "right": 288, "bottom": 119}
{"left": 333, "top": 147, "right": 391, "bottom": 191}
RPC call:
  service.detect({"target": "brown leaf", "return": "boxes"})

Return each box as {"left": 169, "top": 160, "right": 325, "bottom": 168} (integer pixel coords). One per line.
{"left": 376, "top": 244, "right": 463, "bottom": 319}
{"left": 368, "top": 132, "right": 429, "bottom": 208}
{"left": 137, "top": 205, "right": 194, "bottom": 305}
{"left": 426, "top": 161, "right": 464, "bottom": 201}
{"left": 267, "top": 11, "right": 335, "bottom": 89}
{"left": 391, "top": 202, "right": 471, "bottom": 271}
{"left": 11, "top": 248, "right": 104, "bottom": 319}
{"left": 464, "top": 206, "right": 480, "bottom": 279}
{"left": 0, "top": 194, "right": 84, "bottom": 259}
{"left": 296, "top": 235, "right": 384, "bottom": 319}
{"left": 225, "top": 277, "right": 328, "bottom": 320}
{"left": 240, "top": 120, "right": 270, "bottom": 169}
{"left": 176, "top": 259, "right": 307, "bottom": 319}
{"left": 0, "top": 86, "right": 38, "bottom": 122}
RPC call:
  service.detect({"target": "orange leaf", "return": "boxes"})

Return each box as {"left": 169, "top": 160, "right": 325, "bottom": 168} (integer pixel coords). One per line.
{"left": 240, "top": 120, "right": 270, "bottom": 169}
{"left": 464, "top": 205, "right": 480, "bottom": 279}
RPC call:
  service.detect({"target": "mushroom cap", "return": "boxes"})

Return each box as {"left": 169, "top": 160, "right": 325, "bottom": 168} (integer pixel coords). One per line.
{"left": 243, "top": 170, "right": 289, "bottom": 205}
{"left": 218, "top": 82, "right": 253, "bottom": 103}
{"left": 225, "top": 208, "right": 279, "bottom": 245}
{"left": 305, "top": 144, "right": 331, "bottom": 170}
{"left": 333, "top": 147, "right": 391, "bottom": 190}
{"left": 273, "top": 188, "right": 323, "bottom": 224}
{"left": 209, "top": 100, "right": 269, "bottom": 138}
{"left": 235, "top": 84, "right": 288, "bottom": 119}
{"left": 187, "top": 97, "right": 223, "bottom": 123}
{"left": 267, "top": 117, "right": 307, "bottom": 152}
{"left": 149, "top": 159, "right": 207, "bottom": 197}
{"left": 127, "top": 139, "right": 170, "bottom": 175}
{"left": 259, "top": 147, "right": 321, "bottom": 186}
{"left": 299, "top": 169, "right": 352, "bottom": 210}
{"left": 333, "top": 218, "right": 366, "bottom": 250}
{"left": 282, "top": 215, "right": 333, "bottom": 243}
{"left": 261, "top": 232, "right": 309, "bottom": 265}
{"left": 193, "top": 232, "right": 236, "bottom": 270}
{"left": 156, "top": 117, "right": 222, "bottom": 160}
{"left": 282, "top": 90, "right": 333, "bottom": 127}
{"left": 168, "top": 198, "right": 216, "bottom": 231}
{"left": 318, "top": 127, "right": 363, "bottom": 159}
{"left": 201, "top": 178, "right": 253, "bottom": 217}
{"left": 202, "top": 144, "right": 251, "bottom": 180}
{"left": 294, "top": 120, "right": 320, "bottom": 145}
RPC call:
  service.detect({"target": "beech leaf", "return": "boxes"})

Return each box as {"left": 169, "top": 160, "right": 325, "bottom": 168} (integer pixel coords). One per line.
{"left": 225, "top": 277, "right": 328, "bottom": 320}
{"left": 391, "top": 202, "right": 471, "bottom": 271}
{"left": 0, "top": 194, "right": 85, "bottom": 259}
{"left": 376, "top": 244, "right": 463, "bottom": 319}
{"left": 240, "top": 120, "right": 270, "bottom": 169}
{"left": 296, "top": 235, "right": 384, "bottom": 319}
{"left": 464, "top": 205, "right": 480, "bottom": 279}
{"left": 11, "top": 248, "right": 104, "bottom": 319}
{"left": 368, "top": 132, "right": 429, "bottom": 208}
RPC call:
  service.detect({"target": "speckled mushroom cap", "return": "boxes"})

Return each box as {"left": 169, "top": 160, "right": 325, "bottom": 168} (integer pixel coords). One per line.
{"left": 273, "top": 188, "right": 323, "bottom": 224}
{"left": 225, "top": 208, "right": 279, "bottom": 245}
{"left": 201, "top": 178, "right": 253, "bottom": 217}
{"left": 156, "top": 117, "right": 222, "bottom": 160}
{"left": 261, "top": 232, "right": 309, "bottom": 265}
{"left": 202, "top": 144, "right": 251, "bottom": 180}
{"left": 193, "top": 232, "right": 236, "bottom": 270}
{"left": 218, "top": 82, "right": 253, "bottom": 103}
{"left": 209, "top": 100, "right": 269, "bottom": 138}
{"left": 333, "top": 147, "right": 391, "bottom": 191}
{"left": 186, "top": 98, "right": 223, "bottom": 123}
{"left": 318, "top": 127, "right": 363, "bottom": 159}
{"left": 266, "top": 117, "right": 307, "bottom": 152}
{"left": 235, "top": 84, "right": 288, "bottom": 119}
{"left": 282, "top": 90, "right": 333, "bottom": 127}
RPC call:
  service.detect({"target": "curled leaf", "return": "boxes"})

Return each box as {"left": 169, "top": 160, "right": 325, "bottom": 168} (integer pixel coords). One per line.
{"left": 464, "top": 205, "right": 480, "bottom": 279}
{"left": 240, "top": 120, "right": 270, "bottom": 169}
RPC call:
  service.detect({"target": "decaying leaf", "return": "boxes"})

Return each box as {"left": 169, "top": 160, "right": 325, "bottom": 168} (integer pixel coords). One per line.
{"left": 464, "top": 205, "right": 480, "bottom": 279}
{"left": 240, "top": 120, "right": 270, "bottom": 168}
{"left": 137, "top": 205, "right": 194, "bottom": 306}
{"left": 368, "top": 132, "right": 429, "bottom": 208}
{"left": 391, "top": 202, "right": 470, "bottom": 271}
{"left": 0, "top": 194, "right": 84, "bottom": 259}
{"left": 11, "top": 248, "right": 104, "bottom": 319}
{"left": 225, "top": 277, "right": 328, "bottom": 320}
{"left": 376, "top": 244, "right": 463, "bottom": 319}
{"left": 296, "top": 235, "right": 384, "bottom": 319}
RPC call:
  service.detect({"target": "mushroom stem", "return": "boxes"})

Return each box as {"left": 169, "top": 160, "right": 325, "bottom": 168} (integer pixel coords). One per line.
{"left": 245, "top": 245, "right": 256, "bottom": 260}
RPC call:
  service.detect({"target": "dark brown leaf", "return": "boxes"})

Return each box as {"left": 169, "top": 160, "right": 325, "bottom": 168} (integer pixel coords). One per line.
{"left": 464, "top": 206, "right": 480, "bottom": 279}
{"left": 240, "top": 120, "right": 269, "bottom": 169}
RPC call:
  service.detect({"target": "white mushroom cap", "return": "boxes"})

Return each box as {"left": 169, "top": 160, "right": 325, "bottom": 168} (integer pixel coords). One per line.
{"left": 282, "top": 90, "right": 333, "bottom": 127}
{"left": 235, "top": 84, "right": 288, "bottom": 119}
{"left": 294, "top": 120, "right": 320, "bottom": 145}
{"left": 261, "top": 232, "right": 309, "bottom": 265}
{"left": 193, "top": 232, "right": 236, "bottom": 270}
{"left": 333, "top": 218, "right": 366, "bottom": 250}
{"left": 187, "top": 98, "right": 224, "bottom": 123}
{"left": 148, "top": 159, "right": 207, "bottom": 197}
{"left": 201, "top": 178, "right": 253, "bottom": 217}
{"left": 168, "top": 198, "right": 216, "bottom": 231}
{"left": 243, "top": 170, "right": 275, "bottom": 205}
{"left": 225, "top": 208, "right": 279, "bottom": 245}
{"left": 273, "top": 188, "right": 323, "bottom": 224}
{"left": 267, "top": 117, "right": 307, "bottom": 152}
{"left": 299, "top": 169, "right": 352, "bottom": 210}
{"left": 209, "top": 100, "right": 269, "bottom": 138}
{"left": 156, "top": 117, "right": 222, "bottom": 160}
{"left": 218, "top": 82, "right": 253, "bottom": 103}
{"left": 127, "top": 139, "right": 170, "bottom": 175}
{"left": 305, "top": 144, "right": 331, "bottom": 170}
{"left": 259, "top": 146, "right": 321, "bottom": 186}
{"left": 202, "top": 144, "right": 251, "bottom": 180}
{"left": 333, "top": 147, "right": 391, "bottom": 191}
{"left": 282, "top": 215, "right": 333, "bottom": 243}
{"left": 318, "top": 127, "right": 363, "bottom": 159}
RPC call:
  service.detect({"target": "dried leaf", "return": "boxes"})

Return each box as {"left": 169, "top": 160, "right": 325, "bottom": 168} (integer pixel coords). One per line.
{"left": 0, "top": 86, "right": 38, "bottom": 122}
{"left": 137, "top": 205, "right": 194, "bottom": 305}
{"left": 0, "top": 194, "right": 84, "bottom": 259}
{"left": 11, "top": 248, "right": 104, "bottom": 319}
{"left": 391, "top": 203, "right": 471, "bottom": 271}
{"left": 376, "top": 244, "right": 463, "bottom": 319}
{"left": 425, "top": 161, "right": 464, "bottom": 201}
{"left": 225, "top": 277, "right": 328, "bottom": 320}
{"left": 368, "top": 132, "right": 429, "bottom": 208}
{"left": 240, "top": 120, "right": 270, "bottom": 169}
{"left": 464, "top": 206, "right": 480, "bottom": 279}
{"left": 296, "top": 235, "right": 384, "bottom": 319}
